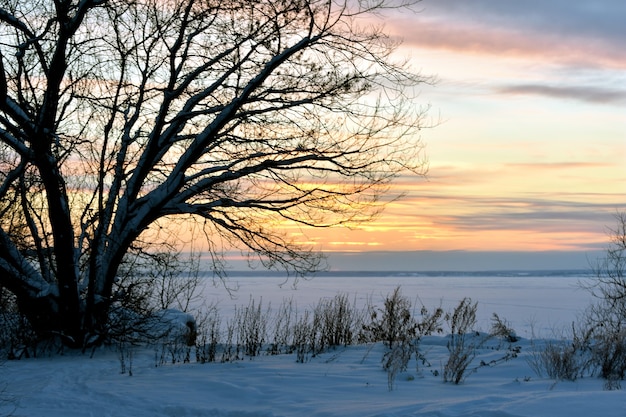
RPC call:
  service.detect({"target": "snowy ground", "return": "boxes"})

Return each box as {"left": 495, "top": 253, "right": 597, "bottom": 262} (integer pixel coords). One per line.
{"left": 4, "top": 273, "right": 623, "bottom": 417}
{"left": 3, "top": 337, "right": 625, "bottom": 417}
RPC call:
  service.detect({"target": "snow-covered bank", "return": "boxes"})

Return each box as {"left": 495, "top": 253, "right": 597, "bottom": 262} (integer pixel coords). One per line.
{"left": 3, "top": 273, "right": 611, "bottom": 417}
{"left": 3, "top": 336, "right": 625, "bottom": 417}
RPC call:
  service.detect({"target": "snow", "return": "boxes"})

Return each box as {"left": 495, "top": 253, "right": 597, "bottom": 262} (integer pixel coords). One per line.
{"left": 3, "top": 273, "right": 624, "bottom": 417}
{"left": 150, "top": 309, "right": 197, "bottom": 344}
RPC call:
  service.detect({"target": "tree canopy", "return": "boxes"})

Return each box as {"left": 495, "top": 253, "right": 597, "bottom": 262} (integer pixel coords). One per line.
{"left": 0, "top": 0, "right": 429, "bottom": 347}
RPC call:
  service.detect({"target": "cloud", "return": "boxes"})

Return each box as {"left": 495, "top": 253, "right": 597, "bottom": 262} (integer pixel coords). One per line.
{"left": 504, "top": 161, "right": 619, "bottom": 170}
{"left": 275, "top": 186, "right": 625, "bottom": 252}
{"left": 383, "top": 188, "right": 626, "bottom": 234}
{"left": 417, "top": 0, "right": 626, "bottom": 47}
{"left": 413, "top": 195, "right": 624, "bottom": 231}
{"left": 495, "top": 84, "right": 626, "bottom": 104}
{"left": 389, "top": 0, "right": 626, "bottom": 69}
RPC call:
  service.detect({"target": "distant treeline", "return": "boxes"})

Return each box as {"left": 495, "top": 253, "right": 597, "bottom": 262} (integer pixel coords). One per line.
{"left": 184, "top": 269, "right": 594, "bottom": 279}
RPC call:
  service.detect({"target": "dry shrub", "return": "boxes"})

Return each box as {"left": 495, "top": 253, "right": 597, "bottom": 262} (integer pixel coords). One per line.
{"left": 361, "top": 286, "right": 444, "bottom": 390}
{"left": 361, "top": 286, "right": 417, "bottom": 348}
{"left": 594, "top": 328, "right": 626, "bottom": 382}
{"left": 528, "top": 339, "right": 585, "bottom": 381}
{"left": 315, "top": 293, "right": 361, "bottom": 350}
{"left": 268, "top": 298, "right": 296, "bottom": 356}
{"left": 490, "top": 313, "right": 519, "bottom": 343}
{"left": 236, "top": 297, "right": 268, "bottom": 357}
{"left": 194, "top": 305, "right": 221, "bottom": 364}
{"left": 443, "top": 298, "right": 479, "bottom": 384}
{"left": 293, "top": 310, "right": 314, "bottom": 363}
{"left": 527, "top": 323, "right": 593, "bottom": 382}
{"left": 582, "top": 304, "right": 626, "bottom": 382}
{"left": 383, "top": 343, "right": 415, "bottom": 390}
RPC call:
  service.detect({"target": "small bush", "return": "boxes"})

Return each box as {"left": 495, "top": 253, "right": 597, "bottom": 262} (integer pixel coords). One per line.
{"left": 443, "top": 298, "right": 479, "bottom": 384}
{"left": 236, "top": 297, "right": 268, "bottom": 357}
{"left": 195, "top": 306, "right": 221, "bottom": 364}
{"left": 592, "top": 325, "right": 626, "bottom": 381}
{"left": 287, "top": 293, "right": 363, "bottom": 361}
{"left": 360, "top": 287, "right": 444, "bottom": 390}
{"left": 361, "top": 286, "right": 417, "bottom": 348}
{"left": 293, "top": 310, "right": 314, "bottom": 363}
{"left": 416, "top": 304, "right": 446, "bottom": 337}
{"left": 491, "top": 313, "right": 519, "bottom": 343}
{"left": 268, "top": 298, "right": 295, "bottom": 355}
{"left": 528, "top": 339, "right": 582, "bottom": 381}
{"left": 221, "top": 316, "right": 238, "bottom": 362}
{"left": 382, "top": 342, "right": 416, "bottom": 390}
{"left": 315, "top": 293, "right": 361, "bottom": 351}
{"left": 527, "top": 324, "right": 593, "bottom": 382}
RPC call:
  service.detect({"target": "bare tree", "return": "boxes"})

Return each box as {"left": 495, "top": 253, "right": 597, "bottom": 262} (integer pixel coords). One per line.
{"left": 582, "top": 212, "right": 626, "bottom": 331}
{"left": 582, "top": 212, "right": 626, "bottom": 380}
{"left": 590, "top": 212, "right": 626, "bottom": 304}
{"left": 0, "top": 0, "right": 429, "bottom": 347}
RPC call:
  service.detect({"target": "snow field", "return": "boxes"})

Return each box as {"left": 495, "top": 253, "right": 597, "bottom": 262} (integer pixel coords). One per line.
{"left": 3, "top": 335, "right": 625, "bottom": 417}
{"left": 3, "top": 273, "right": 617, "bottom": 417}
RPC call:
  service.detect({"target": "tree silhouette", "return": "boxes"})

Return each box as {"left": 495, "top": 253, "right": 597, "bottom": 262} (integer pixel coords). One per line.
{"left": 0, "top": 0, "right": 428, "bottom": 347}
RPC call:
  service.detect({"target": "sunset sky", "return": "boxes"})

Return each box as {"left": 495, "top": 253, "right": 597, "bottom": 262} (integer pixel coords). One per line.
{"left": 280, "top": 0, "right": 626, "bottom": 263}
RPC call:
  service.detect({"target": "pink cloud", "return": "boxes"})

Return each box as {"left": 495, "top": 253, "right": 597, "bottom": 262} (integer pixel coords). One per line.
{"left": 388, "top": 17, "right": 626, "bottom": 70}
{"left": 495, "top": 84, "right": 626, "bottom": 104}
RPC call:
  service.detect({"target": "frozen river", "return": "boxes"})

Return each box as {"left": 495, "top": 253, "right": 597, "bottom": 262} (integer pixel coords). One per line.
{"left": 197, "top": 270, "right": 595, "bottom": 338}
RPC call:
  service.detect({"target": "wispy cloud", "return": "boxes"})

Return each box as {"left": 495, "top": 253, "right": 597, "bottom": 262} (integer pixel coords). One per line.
{"left": 432, "top": 199, "right": 621, "bottom": 230}
{"left": 503, "top": 161, "right": 621, "bottom": 170}
{"left": 419, "top": 0, "right": 626, "bottom": 41}
{"left": 390, "top": 0, "right": 626, "bottom": 70}
{"left": 496, "top": 84, "right": 626, "bottom": 104}
{"left": 402, "top": 195, "right": 623, "bottom": 249}
{"left": 283, "top": 192, "right": 623, "bottom": 251}
{"left": 375, "top": 165, "right": 626, "bottom": 250}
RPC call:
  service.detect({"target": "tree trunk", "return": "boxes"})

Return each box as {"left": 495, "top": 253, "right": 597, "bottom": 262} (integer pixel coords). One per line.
{"left": 31, "top": 152, "right": 83, "bottom": 346}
